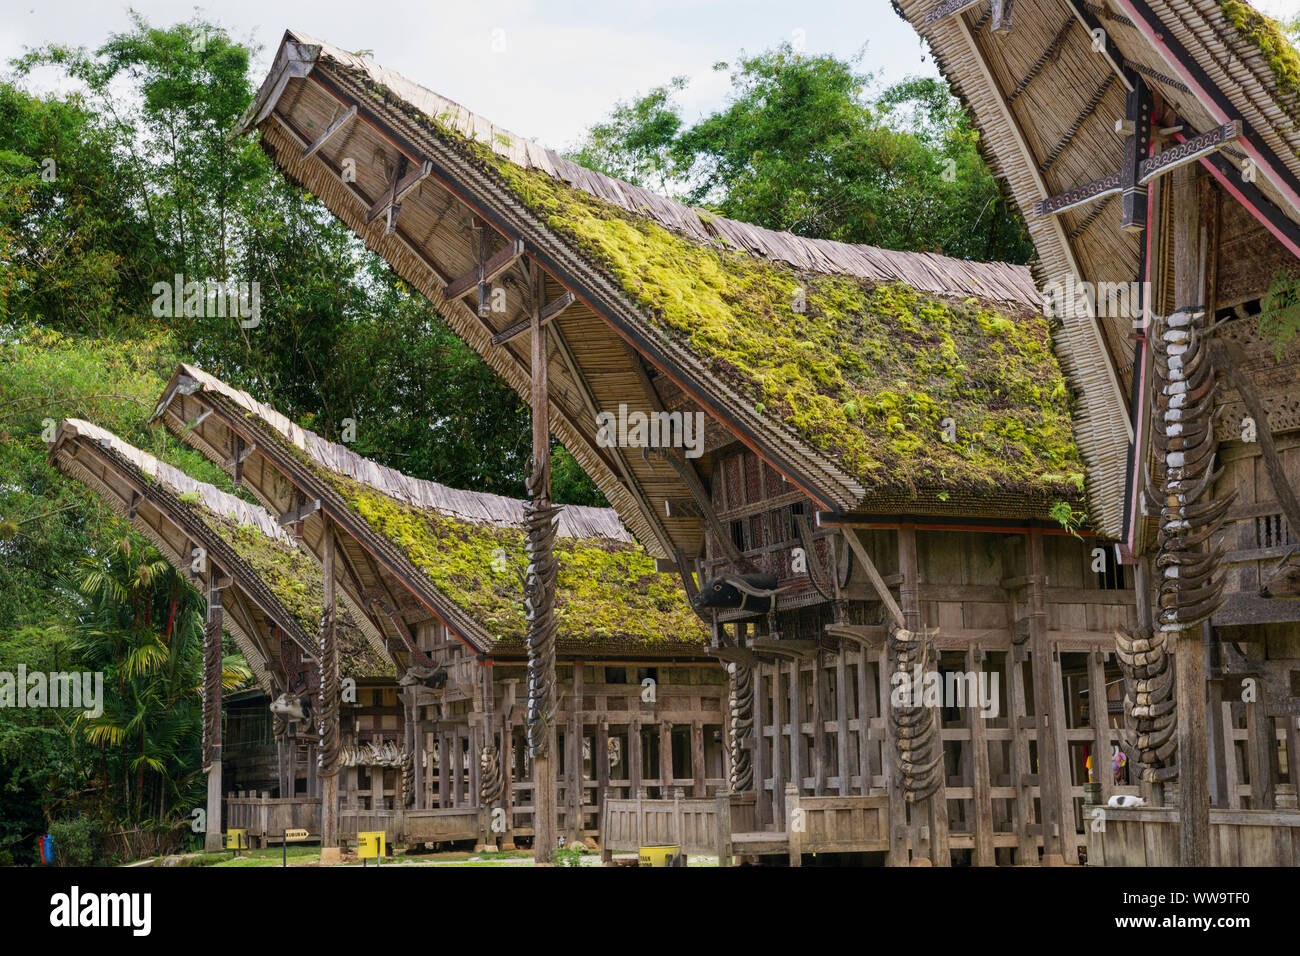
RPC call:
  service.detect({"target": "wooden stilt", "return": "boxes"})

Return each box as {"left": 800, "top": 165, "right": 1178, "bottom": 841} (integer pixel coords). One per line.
{"left": 204, "top": 584, "right": 224, "bottom": 853}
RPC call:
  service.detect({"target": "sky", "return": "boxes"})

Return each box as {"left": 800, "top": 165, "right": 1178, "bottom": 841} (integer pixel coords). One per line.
{"left": 4, "top": 0, "right": 1300, "bottom": 150}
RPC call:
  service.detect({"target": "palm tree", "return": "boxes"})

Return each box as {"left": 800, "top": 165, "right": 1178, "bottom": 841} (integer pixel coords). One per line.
{"left": 69, "top": 532, "right": 251, "bottom": 824}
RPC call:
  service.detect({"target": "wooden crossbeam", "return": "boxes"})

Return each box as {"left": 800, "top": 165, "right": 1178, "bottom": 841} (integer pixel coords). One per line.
{"left": 1037, "top": 120, "right": 1240, "bottom": 219}
{"left": 365, "top": 158, "right": 433, "bottom": 225}
{"left": 663, "top": 497, "right": 703, "bottom": 519}
{"left": 444, "top": 238, "right": 526, "bottom": 301}
{"left": 223, "top": 440, "right": 257, "bottom": 468}
{"left": 1137, "top": 120, "right": 1241, "bottom": 185}
{"left": 924, "top": 0, "right": 983, "bottom": 24}
{"left": 302, "top": 105, "right": 356, "bottom": 161}
{"left": 1035, "top": 171, "right": 1122, "bottom": 217}
{"left": 489, "top": 291, "right": 575, "bottom": 346}
{"left": 278, "top": 497, "right": 322, "bottom": 526}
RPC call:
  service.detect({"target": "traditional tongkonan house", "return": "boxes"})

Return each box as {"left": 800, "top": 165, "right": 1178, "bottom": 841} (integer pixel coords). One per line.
{"left": 151, "top": 365, "right": 724, "bottom": 855}
{"left": 47, "top": 419, "right": 395, "bottom": 850}
{"left": 236, "top": 32, "right": 1146, "bottom": 865}
{"left": 902, "top": 0, "right": 1300, "bottom": 864}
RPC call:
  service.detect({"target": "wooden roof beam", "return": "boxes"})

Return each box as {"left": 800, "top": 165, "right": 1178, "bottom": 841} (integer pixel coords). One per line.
{"left": 1062, "top": 0, "right": 1134, "bottom": 92}
{"left": 302, "top": 104, "right": 356, "bottom": 160}
{"left": 445, "top": 237, "right": 526, "bottom": 302}
{"left": 490, "top": 291, "right": 574, "bottom": 346}
{"left": 1041, "top": 74, "right": 1117, "bottom": 173}
{"left": 365, "top": 157, "right": 434, "bottom": 229}
{"left": 924, "top": 0, "right": 983, "bottom": 25}
{"left": 1037, "top": 118, "right": 1240, "bottom": 218}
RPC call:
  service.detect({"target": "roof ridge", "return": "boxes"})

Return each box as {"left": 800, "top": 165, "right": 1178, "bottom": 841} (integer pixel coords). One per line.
{"left": 170, "top": 364, "right": 634, "bottom": 542}
{"left": 284, "top": 28, "right": 1043, "bottom": 306}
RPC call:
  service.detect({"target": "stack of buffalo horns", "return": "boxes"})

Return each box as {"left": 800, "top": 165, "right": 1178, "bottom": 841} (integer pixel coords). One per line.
{"left": 888, "top": 625, "right": 943, "bottom": 803}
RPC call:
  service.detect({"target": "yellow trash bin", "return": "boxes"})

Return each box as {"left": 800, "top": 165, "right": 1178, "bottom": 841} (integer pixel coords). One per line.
{"left": 639, "top": 844, "right": 684, "bottom": 867}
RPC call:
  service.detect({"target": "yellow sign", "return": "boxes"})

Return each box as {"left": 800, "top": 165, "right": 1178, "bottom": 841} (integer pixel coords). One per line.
{"left": 284, "top": 828, "right": 310, "bottom": 842}
{"left": 638, "top": 844, "right": 682, "bottom": 867}
{"left": 226, "top": 829, "right": 248, "bottom": 851}
{"left": 357, "top": 831, "right": 386, "bottom": 860}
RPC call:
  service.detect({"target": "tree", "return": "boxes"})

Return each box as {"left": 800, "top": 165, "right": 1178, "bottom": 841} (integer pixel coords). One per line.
{"left": 566, "top": 44, "right": 1033, "bottom": 263}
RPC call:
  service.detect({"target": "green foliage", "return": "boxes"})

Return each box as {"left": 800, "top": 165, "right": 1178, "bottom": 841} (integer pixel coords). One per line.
{"left": 48, "top": 815, "right": 97, "bottom": 866}
{"left": 3, "top": 15, "right": 602, "bottom": 505}
{"left": 1220, "top": 1, "right": 1300, "bottom": 99}
{"left": 1050, "top": 500, "right": 1087, "bottom": 538}
{"left": 565, "top": 46, "right": 1032, "bottom": 263}
{"left": 1256, "top": 269, "right": 1300, "bottom": 355}
{"left": 553, "top": 843, "right": 586, "bottom": 866}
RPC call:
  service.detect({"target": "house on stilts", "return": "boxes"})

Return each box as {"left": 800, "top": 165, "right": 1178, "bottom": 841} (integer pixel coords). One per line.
{"left": 901, "top": 0, "right": 1300, "bottom": 864}
{"left": 48, "top": 419, "right": 394, "bottom": 850}
{"left": 149, "top": 365, "right": 724, "bottom": 853}
{"left": 235, "top": 31, "right": 1152, "bottom": 865}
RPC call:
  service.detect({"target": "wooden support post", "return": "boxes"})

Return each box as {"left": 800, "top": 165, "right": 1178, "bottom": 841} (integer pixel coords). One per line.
{"left": 880, "top": 644, "right": 908, "bottom": 865}
{"left": 439, "top": 732, "right": 450, "bottom": 809}
{"left": 502, "top": 679, "right": 517, "bottom": 849}
{"left": 755, "top": 664, "right": 771, "bottom": 828}
{"left": 691, "top": 720, "right": 706, "bottom": 798}
{"left": 715, "top": 791, "right": 733, "bottom": 866}
{"left": 1006, "top": 650, "right": 1037, "bottom": 862}
{"left": 899, "top": 525, "right": 949, "bottom": 865}
{"left": 204, "top": 584, "right": 224, "bottom": 853}
{"left": 659, "top": 721, "right": 673, "bottom": 796}
{"left": 786, "top": 783, "right": 803, "bottom": 867}
{"left": 1172, "top": 162, "right": 1211, "bottom": 866}
{"left": 836, "top": 651, "right": 851, "bottom": 796}
{"left": 526, "top": 261, "right": 559, "bottom": 864}
{"left": 1027, "top": 531, "right": 1066, "bottom": 865}
{"left": 319, "top": 523, "right": 340, "bottom": 861}
{"left": 596, "top": 716, "right": 609, "bottom": 842}
{"left": 966, "top": 646, "right": 995, "bottom": 867}
{"left": 1087, "top": 651, "right": 1114, "bottom": 805}
{"left": 812, "top": 654, "right": 828, "bottom": 795}
{"left": 569, "top": 662, "right": 584, "bottom": 843}
{"left": 629, "top": 717, "right": 643, "bottom": 799}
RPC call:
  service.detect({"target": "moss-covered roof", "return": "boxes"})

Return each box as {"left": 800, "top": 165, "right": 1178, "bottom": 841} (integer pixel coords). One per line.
{"left": 184, "top": 500, "right": 391, "bottom": 680}
{"left": 328, "top": 60, "right": 1084, "bottom": 508}
{"left": 1219, "top": 1, "right": 1300, "bottom": 100}
{"left": 321, "top": 463, "right": 707, "bottom": 651}
{"left": 159, "top": 367, "right": 710, "bottom": 652}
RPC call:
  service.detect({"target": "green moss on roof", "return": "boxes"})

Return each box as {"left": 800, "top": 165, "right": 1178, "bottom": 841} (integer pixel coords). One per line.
{"left": 186, "top": 500, "right": 391, "bottom": 679}
{"left": 335, "top": 64, "right": 1085, "bottom": 509}
{"left": 1220, "top": 1, "right": 1300, "bottom": 99}
{"left": 484, "top": 152, "right": 1081, "bottom": 503}
{"left": 324, "top": 470, "right": 706, "bottom": 648}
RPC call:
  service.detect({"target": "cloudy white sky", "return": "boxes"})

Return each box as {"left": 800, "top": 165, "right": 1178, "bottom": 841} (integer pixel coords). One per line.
{"left": 4, "top": 0, "right": 1300, "bottom": 150}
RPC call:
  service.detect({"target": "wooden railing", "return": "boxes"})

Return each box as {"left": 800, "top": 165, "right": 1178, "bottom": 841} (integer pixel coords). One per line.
{"left": 340, "top": 807, "right": 480, "bottom": 845}
{"left": 1087, "top": 806, "right": 1300, "bottom": 866}
{"left": 785, "top": 787, "right": 890, "bottom": 863}
{"left": 225, "top": 795, "right": 321, "bottom": 843}
{"left": 601, "top": 791, "right": 738, "bottom": 864}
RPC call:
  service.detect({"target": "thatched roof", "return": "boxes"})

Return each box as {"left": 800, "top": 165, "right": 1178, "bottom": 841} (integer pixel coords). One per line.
{"left": 152, "top": 365, "right": 710, "bottom": 657}
{"left": 48, "top": 420, "right": 394, "bottom": 688}
{"left": 235, "top": 31, "right": 1085, "bottom": 557}
{"left": 899, "top": 0, "right": 1300, "bottom": 538}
